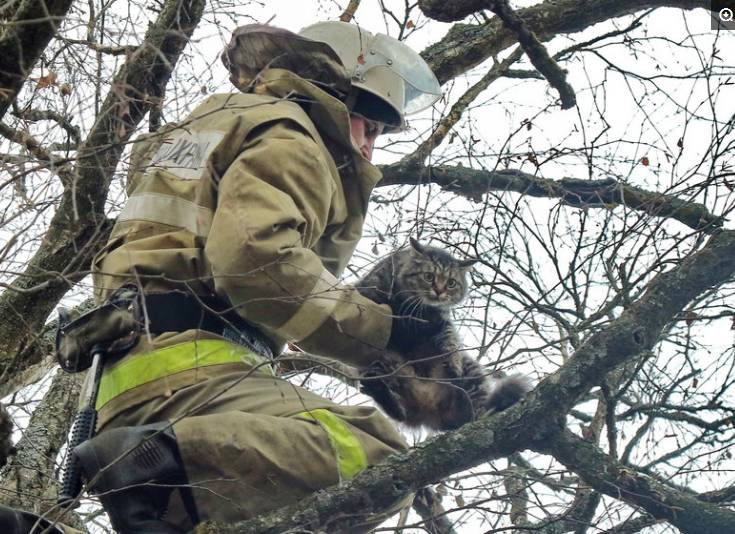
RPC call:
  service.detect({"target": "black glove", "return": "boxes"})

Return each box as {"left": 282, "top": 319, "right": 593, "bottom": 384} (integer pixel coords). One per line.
{"left": 388, "top": 303, "right": 448, "bottom": 351}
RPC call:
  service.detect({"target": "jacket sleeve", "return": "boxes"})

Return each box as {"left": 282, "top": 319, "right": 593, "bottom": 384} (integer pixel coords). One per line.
{"left": 205, "top": 120, "right": 392, "bottom": 367}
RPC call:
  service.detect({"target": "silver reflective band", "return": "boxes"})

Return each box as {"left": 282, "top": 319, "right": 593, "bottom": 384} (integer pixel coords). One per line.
{"left": 118, "top": 193, "right": 214, "bottom": 237}
{"left": 277, "top": 269, "right": 341, "bottom": 342}
{"left": 146, "top": 130, "right": 225, "bottom": 180}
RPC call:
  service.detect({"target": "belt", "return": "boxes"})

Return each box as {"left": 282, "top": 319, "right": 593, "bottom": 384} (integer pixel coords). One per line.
{"left": 141, "top": 291, "right": 274, "bottom": 359}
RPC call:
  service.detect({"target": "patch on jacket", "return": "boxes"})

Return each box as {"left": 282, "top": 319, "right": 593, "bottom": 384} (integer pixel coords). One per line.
{"left": 148, "top": 130, "right": 225, "bottom": 180}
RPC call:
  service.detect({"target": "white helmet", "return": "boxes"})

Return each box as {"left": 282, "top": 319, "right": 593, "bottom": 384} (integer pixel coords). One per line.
{"left": 298, "top": 22, "right": 441, "bottom": 131}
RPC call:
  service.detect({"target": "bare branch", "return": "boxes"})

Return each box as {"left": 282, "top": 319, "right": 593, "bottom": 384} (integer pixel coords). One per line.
{"left": 0, "top": 0, "right": 75, "bottom": 120}
{"left": 197, "top": 228, "right": 735, "bottom": 534}
{"left": 339, "top": 0, "right": 363, "bottom": 22}
{"left": 0, "top": 0, "right": 206, "bottom": 391}
{"left": 420, "top": 0, "right": 708, "bottom": 84}
{"left": 0, "top": 369, "right": 83, "bottom": 529}
{"left": 58, "top": 36, "right": 140, "bottom": 56}
{"left": 379, "top": 164, "right": 725, "bottom": 232}
{"left": 11, "top": 106, "right": 82, "bottom": 145}
{"left": 0, "top": 121, "right": 75, "bottom": 184}
{"left": 541, "top": 428, "right": 735, "bottom": 534}
{"left": 411, "top": 488, "right": 459, "bottom": 534}
{"left": 485, "top": 0, "right": 576, "bottom": 109}
{"left": 403, "top": 47, "right": 524, "bottom": 166}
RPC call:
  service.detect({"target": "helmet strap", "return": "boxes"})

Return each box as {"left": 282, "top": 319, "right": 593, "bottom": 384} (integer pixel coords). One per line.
{"left": 344, "top": 86, "right": 360, "bottom": 113}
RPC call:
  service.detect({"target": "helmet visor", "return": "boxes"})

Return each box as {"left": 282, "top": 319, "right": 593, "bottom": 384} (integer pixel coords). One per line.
{"left": 354, "top": 33, "right": 441, "bottom": 115}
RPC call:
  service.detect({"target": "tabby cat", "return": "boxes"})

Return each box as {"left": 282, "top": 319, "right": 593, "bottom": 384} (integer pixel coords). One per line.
{"left": 356, "top": 238, "right": 530, "bottom": 431}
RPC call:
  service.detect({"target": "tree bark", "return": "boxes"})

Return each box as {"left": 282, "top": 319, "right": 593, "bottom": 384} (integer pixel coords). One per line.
{"left": 541, "top": 429, "right": 735, "bottom": 534}
{"left": 0, "top": 0, "right": 206, "bottom": 393}
{"left": 379, "top": 164, "right": 723, "bottom": 232}
{"left": 196, "top": 229, "right": 735, "bottom": 534}
{"left": 0, "top": 369, "right": 83, "bottom": 529}
{"left": 420, "top": 0, "right": 708, "bottom": 84}
{"left": 0, "top": 0, "right": 75, "bottom": 120}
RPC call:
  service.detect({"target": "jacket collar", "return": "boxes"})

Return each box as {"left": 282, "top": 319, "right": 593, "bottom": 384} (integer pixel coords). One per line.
{"left": 254, "top": 68, "right": 383, "bottom": 191}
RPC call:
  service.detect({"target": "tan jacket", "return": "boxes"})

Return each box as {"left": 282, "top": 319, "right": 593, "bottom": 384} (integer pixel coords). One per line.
{"left": 92, "top": 69, "right": 391, "bottom": 368}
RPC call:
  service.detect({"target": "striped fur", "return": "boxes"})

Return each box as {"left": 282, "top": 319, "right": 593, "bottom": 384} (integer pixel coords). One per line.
{"left": 357, "top": 239, "right": 530, "bottom": 430}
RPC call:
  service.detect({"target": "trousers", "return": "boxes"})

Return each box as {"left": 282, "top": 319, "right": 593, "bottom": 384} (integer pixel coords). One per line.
{"left": 99, "top": 354, "right": 410, "bottom": 531}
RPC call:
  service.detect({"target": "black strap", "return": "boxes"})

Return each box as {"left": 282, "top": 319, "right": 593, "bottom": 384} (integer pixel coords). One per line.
{"left": 141, "top": 292, "right": 273, "bottom": 359}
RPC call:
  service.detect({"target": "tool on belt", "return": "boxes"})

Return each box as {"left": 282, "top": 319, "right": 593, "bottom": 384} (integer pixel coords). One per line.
{"left": 56, "top": 285, "right": 141, "bottom": 508}
{"left": 55, "top": 284, "right": 272, "bottom": 508}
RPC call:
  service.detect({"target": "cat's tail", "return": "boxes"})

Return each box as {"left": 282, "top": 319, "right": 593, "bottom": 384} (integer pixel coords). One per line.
{"left": 485, "top": 374, "right": 532, "bottom": 412}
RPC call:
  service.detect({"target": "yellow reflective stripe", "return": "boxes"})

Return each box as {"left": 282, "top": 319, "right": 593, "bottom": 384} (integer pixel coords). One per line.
{"left": 296, "top": 409, "right": 368, "bottom": 480}
{"left": 277, "top": 270, "right": 340, "bottom": 342}
{"left": 96, "top": 339, "right": 272, "bottom": 410}
{"left": 118, "top": 192, "right": 214, "bottom": 236}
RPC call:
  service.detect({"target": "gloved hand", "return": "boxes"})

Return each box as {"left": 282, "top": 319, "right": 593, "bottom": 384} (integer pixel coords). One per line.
{"left": 388, "top": 303, "right": 448, "bottom": 351}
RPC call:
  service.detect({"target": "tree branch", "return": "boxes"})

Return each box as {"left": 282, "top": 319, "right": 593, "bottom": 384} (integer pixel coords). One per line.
{"left": 197, "top": 229, "right": 735, "bottom": 534}
{"left": 484, "top": 0, "right": 576, "bottom": 109}
{"left": 0, "top": 404, "right": 11, "bottom": 469}
{"left": 402, "top": 47, "right": 524, "bottom": 166}
{"left": 419, "top": 0, "right": 708, "bottom": 84}
{"left": 12, "top": 105, "right": 82, "bottom": 145}
{"left": 0, "top": 0, "right": 206, "bottom": 391}
{"left": 339, "top": 0, "right": 362, "bottom": 22}
{"left": 0, "top": 0, "right": 75, "bottom": 120}
{"left": 0, "top": 369, "right": 83, "bottom": 530}
{"left": 378, "top": 164, "right": 724, "bottom": 232}
{"left": 540, "top": 429, "right": 735, "bottom": 534}
{"left": 0, "top": 121, "right": 75, "bottom": 184}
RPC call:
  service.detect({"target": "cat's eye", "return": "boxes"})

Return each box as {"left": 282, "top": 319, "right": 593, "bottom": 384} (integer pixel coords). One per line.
{"left": 447, "top": 278, "right": 457, "bottom": 288}
{"left": 423, "top": 272, "right": 435, "bottom": 282}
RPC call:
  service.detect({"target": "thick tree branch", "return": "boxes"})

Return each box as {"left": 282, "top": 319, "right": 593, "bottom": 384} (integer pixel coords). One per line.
{"left": 378, "top": 164, "right": 724, "bottom": 232}
{"left": 0, "top": 0, "right": 75, "bottom": 120}
{"left": 198, "top": 229, "right": 735, "bottom": 534}
{"left": 419, "top": 0, "right": 707, "bottom": 84}
{"left": 485, "top": 0, "right": 576, "bottom": 108}
{"left": 0, "top": 121, "right": 75, "bottom": 184}
{"left": 540, "top": 429, "right": 735, "bottom": 534}
{"left": 0, "top": 0, "right": 205, "bottom": 391}
{"left": 0, "top": 369, "right": 83, "bottom": 529}
{"left": 601, "top": 515, "right": 661, "bottom": 534}
{"left": 12, "top": 105, "right": 82, "bottom": 145}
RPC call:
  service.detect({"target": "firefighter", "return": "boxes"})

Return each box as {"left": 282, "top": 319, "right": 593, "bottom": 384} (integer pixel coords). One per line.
{"left": 67, "top": 22, "right": 441, "bottom": 532}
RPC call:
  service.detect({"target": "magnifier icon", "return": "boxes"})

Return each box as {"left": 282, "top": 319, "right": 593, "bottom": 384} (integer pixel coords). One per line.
{"left": 721, "top": 8, "right": 734, "bottom": 22}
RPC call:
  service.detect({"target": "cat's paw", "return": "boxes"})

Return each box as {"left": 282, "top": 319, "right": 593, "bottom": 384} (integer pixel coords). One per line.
{"left": 359, "top": 363, "right": 408, "bottom": 422}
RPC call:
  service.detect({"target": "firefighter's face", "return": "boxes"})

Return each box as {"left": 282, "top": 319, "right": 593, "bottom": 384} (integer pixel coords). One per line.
{"left": 349, "top": 114, "right": 384, "bottom": 161}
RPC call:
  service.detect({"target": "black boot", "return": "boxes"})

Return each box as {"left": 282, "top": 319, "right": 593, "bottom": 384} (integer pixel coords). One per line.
{"left": 74, "top": 421, "right": 196, "bottom": 533}
{"left": 0, "top": 504, "right": 64, "bottom": 533}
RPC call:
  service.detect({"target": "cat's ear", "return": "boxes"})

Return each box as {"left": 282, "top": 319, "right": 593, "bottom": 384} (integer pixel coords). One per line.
{"left": 409, "top": 237, "right": 427, "bottom": 256}
{"left": 458, "top": 258, "right": 479, "bottom": 268}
